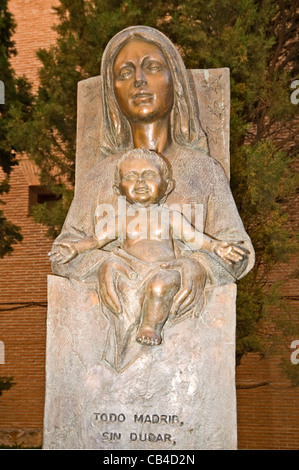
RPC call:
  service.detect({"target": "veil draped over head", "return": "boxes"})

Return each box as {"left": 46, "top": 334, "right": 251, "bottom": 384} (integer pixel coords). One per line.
{"left": 100, "top": 25, "right": 208, "bottom": 154}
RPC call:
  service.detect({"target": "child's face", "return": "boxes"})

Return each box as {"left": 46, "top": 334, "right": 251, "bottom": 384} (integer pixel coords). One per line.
{"left": 118, "top": 157, "right": 168, "bottom": 206}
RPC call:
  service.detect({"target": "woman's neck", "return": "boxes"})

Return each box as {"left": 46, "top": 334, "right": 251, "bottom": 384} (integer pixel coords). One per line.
{"left": 130, "top": 117, "right": 172, "bottom": 155}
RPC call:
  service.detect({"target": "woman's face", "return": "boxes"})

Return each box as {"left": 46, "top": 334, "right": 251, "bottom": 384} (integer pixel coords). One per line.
{"left": 113, "top": 39, "right": 174, "bottom": 123}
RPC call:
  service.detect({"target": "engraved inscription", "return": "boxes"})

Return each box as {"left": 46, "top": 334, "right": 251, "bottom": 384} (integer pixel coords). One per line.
{"left": 93, "top": 412, "right": 181, "bottom": 445}
{"left": 130, "top": 432, "right": 172, "bottom": 442}
{"left": 94, "top": 413, "right": 126, "bottom": 422}
{"left": 134, "top": 414, "right": 180, "bottom": 424}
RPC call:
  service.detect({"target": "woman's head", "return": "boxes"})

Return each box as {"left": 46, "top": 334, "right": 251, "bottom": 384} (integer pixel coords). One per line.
{"left": 100, "top": 26, "right": 207, "bottom": 153}
{"left": 112, "top": 38, "right": 174, "bottom": 126}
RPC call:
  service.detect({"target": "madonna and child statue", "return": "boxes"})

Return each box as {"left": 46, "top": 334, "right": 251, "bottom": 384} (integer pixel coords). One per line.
{"left": 43, "top": 26, "right": 255, "bottom": 450}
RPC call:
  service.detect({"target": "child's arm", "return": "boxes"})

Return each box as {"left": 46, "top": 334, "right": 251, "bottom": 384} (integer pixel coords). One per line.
{"left": 170, "top": 210, "right": 246, "bottom": 265}
{"left": 170, "top": 209, "right": 211, "bottom": 250}
{"left": 73, "top": 215, "right": 120, "bottom": 255}
{"left": 48, "top": 236, "right": 100, "bottom": 264}
{"left": 73, "top": 236, "right": 100, "bottom": 253}
{"left": 48, "top": 217, "right": 120, "bottom": 265}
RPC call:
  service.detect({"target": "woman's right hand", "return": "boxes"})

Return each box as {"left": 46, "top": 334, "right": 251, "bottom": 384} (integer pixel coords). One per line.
{"left": 97, "top": 258, "right": 137, "bottom": 315}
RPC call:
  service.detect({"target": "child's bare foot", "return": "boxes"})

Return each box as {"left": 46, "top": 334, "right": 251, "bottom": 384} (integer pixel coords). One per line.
{"left": 136, "top": 327, "right": 162, "bottom": 346}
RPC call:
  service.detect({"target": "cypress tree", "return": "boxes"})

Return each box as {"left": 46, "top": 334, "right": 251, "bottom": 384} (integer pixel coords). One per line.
{"left": 0, "top": 0, "right": 34, "bottom": 257}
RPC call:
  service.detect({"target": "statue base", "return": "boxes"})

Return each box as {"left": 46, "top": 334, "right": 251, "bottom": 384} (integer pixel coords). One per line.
{"left": 43, "top": 275, "right": 237, "bottom": 450}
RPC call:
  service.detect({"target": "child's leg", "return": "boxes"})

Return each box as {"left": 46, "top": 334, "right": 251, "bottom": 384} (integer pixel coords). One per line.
{"left": 136, "top": 269, "right": 181, "bottom": 345}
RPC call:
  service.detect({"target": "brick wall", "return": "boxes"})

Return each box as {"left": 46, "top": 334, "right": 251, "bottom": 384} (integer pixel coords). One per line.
{"left": 0, "top": 0, "right": 298, "bottom": 449}
{"left": 0, "top": 156, "right": 53, "bottom": 447}
{"left": 9, "top": 0, "right": 59, "bottom": 89}
{"left": 0, "top": 0, "right": 57, "bottom": 448}
{"left": 236, "top": 169, "right": 299, "bottom": 450}
{"left": 236, "top": 354, "right": 299, "bottom": 450}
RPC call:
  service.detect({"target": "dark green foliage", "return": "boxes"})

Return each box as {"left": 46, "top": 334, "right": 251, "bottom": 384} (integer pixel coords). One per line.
{"left": 0, "top": 376, "right": 15, "bottom": 396}
{"left": 0, "top": 0, "right": 34, "bottom": 257}
{"left": 31, "top": 183, "right": 74, "bottom": 238}
{"left": 0, "top": 204, "right": 23, "bottom": 257}
{"left": 17, "top": 0, "right": 299, "bottom": 377}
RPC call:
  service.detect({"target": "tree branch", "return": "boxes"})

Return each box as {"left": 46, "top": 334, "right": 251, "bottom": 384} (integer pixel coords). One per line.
{"left": 236, "top": 380, "right": 272, "bottom": 389}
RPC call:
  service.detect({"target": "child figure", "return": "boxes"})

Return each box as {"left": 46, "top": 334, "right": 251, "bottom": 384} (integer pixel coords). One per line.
{"left": 49, "top": 149, "right": 245, "bottom": 346}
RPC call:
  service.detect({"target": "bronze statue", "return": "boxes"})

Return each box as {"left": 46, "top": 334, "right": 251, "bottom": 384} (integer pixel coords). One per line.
{"left": 48, "top": 26, "right": 254, "bottom": 368}
{"left": 50, "top": 148, "right": 246, "bottom": 347}
{"left": 51, "top": 149, "right": 244, "bottom": 346}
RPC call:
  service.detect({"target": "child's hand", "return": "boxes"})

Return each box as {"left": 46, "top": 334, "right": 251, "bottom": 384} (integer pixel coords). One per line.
{"left": 48, "top": 242, "right": 78, "bottom": 264}
{"left": 213, "top": 241, "right": 248, "bottom": 265}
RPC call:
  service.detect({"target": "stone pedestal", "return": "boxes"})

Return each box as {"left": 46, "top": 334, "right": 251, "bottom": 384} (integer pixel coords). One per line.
{"left": 43, "top": 275, "right": 237, "bottom": 450}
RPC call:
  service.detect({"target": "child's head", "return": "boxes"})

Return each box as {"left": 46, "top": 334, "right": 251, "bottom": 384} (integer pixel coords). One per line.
{"left": 114, "top": 149, "right": 174, "bottom": 206}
